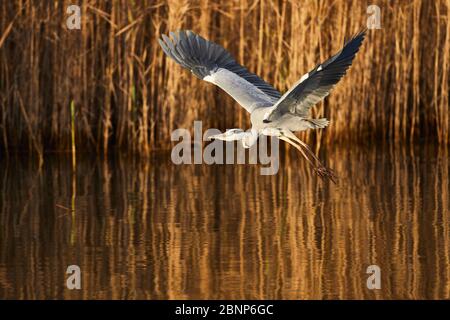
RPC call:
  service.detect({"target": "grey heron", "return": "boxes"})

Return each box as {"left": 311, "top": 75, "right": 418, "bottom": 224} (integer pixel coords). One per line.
{"left": 159, "top": 30, "right": 366, "bottom": 182}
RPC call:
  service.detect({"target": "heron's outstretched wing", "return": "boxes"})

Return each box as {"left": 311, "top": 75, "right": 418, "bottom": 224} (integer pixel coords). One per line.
{"left": 264, "top": 30, "right": 366, "bottom": 122}
{"left": 159, "top": 30, "right": 281, "bottom": 113}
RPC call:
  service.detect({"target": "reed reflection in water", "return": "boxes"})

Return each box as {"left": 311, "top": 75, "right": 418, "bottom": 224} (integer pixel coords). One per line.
{"left": 0, "top": 144, "right": 448, "bottom": 299}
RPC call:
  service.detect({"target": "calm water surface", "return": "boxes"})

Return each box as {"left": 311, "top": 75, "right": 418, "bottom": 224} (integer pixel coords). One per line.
{"left": 0, "top": 144, "right": 448, "bottom": 299}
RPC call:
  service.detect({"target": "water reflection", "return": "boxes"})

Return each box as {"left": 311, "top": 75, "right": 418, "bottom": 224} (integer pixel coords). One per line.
{"left": 0, "top": 144, "right": 448, "bottom": 299}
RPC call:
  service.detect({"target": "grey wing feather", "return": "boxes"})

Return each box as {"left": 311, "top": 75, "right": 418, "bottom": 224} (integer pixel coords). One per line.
{"left": 159, "top": 30, "right": 281, "bottom": 112}
{"left": 265, "top": 29, "right": 367, "bottom": 121}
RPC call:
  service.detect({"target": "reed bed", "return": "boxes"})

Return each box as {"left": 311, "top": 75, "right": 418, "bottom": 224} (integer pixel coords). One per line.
{"left": 0, "top": 0, "right": 449, "bottom": 156}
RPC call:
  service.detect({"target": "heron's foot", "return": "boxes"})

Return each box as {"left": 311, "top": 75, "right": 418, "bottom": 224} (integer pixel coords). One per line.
{"left": 315, "top": 167, "right": 338, "bottom": 184}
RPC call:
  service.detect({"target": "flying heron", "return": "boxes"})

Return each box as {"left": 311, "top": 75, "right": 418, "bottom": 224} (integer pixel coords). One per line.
{"left": 159, "top": 30, "right": 366, "bottom": 182}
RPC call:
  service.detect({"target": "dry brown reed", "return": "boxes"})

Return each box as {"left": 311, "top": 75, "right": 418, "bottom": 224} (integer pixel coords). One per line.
{"left": 0, "top": 0, "right": 449, "bottom": 156}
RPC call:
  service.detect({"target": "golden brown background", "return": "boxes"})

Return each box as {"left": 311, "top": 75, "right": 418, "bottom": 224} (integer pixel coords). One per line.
{"left": 0, "top": 0, "right": 449, "bottom": 301}
{"left": 0, "top": 0, "right": 449, "bottom": 156}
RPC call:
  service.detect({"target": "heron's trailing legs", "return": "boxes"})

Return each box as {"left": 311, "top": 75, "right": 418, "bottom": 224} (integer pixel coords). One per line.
{"left": 209, "top": 128, "right": 337, "bottom": 183}
{"left": 280, "top": 131, "right": 337, "bottom": 184}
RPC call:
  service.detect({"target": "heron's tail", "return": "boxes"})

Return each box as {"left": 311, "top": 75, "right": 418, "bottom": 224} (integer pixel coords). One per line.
{"left": 306, "top": 118, "right": 329, "bottom": 129}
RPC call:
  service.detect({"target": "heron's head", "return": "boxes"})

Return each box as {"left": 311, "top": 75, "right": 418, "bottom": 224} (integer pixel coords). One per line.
{"left": 226, "top": 129, "right": 243, "bottom": 136}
